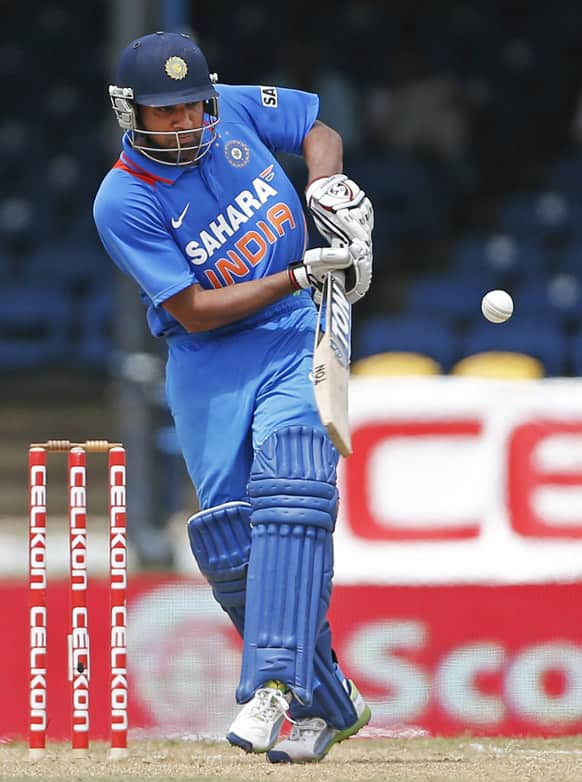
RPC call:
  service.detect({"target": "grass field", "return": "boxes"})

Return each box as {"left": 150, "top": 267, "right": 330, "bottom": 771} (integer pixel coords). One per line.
{"left": 3, "top": 736, "right": 582, "bottom": 782}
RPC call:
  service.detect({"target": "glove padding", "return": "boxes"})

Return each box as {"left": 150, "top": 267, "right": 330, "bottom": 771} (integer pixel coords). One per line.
{"left": 305, "top": 174, "right": 374, "bottom": 248}
{"left": 343, "top": 239, "right": 373, "bottom": 305}
{"left": 288, "top": 246, "right": 352, "bottom": 294}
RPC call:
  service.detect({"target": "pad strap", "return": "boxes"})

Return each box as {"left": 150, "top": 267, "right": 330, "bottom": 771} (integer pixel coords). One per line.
{"left": 289, "top": 621, "right": 357, "bottom": 728}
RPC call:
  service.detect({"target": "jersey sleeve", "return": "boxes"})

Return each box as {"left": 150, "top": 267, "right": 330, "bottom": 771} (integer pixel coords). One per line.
{"left": 218, "top": 84, "right": 319, "bottom": 156}
{"left": 93, "top": 177, "right": 197, "bottom": 306}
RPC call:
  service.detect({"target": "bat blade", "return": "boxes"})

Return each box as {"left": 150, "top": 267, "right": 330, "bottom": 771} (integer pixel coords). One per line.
{"left": 312, "top": 271, "right": 352, "bottom": 457}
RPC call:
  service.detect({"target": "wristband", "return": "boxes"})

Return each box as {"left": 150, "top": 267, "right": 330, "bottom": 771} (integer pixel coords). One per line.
{"left": 288, "top": 264, "right": 308, "bottom": 291}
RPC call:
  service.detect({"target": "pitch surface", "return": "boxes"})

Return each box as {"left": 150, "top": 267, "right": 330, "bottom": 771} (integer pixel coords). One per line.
{"left": 3, "top": 737, "right": 582, "bottom": 781}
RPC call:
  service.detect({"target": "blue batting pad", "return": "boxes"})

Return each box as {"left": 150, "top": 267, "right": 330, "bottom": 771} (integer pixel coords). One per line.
{"left": 187, "top": 501, "right": 252, "bottom": 634}
{"left": 237, "top": 426, "right": 338, "bottom": 705}
{"left": 290, "top": 621, "right": 357, "bottom": 729}
{"left": 188, "top": 496, "right": 358, "bottom": 728}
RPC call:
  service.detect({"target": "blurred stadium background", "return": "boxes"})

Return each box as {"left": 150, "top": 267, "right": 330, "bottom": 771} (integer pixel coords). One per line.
{"left": 3, "top": 0, "right": 582, "bottom": 747}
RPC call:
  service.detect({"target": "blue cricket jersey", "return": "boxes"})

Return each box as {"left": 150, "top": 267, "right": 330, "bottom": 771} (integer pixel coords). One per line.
{"left": 93, "top": 84, "right": 319, "bottom": 338}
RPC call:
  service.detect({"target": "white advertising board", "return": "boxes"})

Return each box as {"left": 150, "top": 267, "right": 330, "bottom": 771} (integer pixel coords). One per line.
{"left": 335, "top": 376, "right": 582, "bottom": 584}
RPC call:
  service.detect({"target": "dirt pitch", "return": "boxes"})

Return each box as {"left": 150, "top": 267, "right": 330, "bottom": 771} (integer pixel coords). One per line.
{"left": 3, "top": 737, "right": 582, "bottom": 782}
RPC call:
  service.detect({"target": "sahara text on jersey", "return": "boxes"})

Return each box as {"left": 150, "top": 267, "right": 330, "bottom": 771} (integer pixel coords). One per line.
{"left": 183, "top": 175, "right": 297, "bottom": 287}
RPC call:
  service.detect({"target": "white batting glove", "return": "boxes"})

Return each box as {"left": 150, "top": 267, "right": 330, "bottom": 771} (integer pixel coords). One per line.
{"left": 344, "top": 239, "right": 373, "bottom": 305}
{"left": 288, "top": 246, "right": 352, "bottom": 294}
{"left": 305, "top": 174, "right": 374, "bottom": 248}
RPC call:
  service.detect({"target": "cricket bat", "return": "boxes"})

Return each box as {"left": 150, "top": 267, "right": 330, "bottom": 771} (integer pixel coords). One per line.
{"left": 312, "top": 271, "right": 352, "bottom": 457}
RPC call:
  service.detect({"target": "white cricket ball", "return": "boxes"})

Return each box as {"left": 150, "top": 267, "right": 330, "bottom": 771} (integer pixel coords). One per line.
{"left": 481, "top": 289, "right": 514, "bottom": 323}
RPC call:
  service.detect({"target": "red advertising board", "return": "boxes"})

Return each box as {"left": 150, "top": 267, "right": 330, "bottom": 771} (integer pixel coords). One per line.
{"left": 3, "top": 576, "right": 582, "bottom": 741}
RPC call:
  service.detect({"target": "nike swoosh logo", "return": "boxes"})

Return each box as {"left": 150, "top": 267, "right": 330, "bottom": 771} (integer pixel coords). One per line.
{"left": 171, "top": 202, "right": 190, "bottom": 229}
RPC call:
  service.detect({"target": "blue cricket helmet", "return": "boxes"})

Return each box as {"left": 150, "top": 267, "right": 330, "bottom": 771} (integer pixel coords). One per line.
{"left": 109, "top": 31, "right": 220, "bottom": 166}
{"left": 114, "top": 31, "right": 218, "bottom": 107}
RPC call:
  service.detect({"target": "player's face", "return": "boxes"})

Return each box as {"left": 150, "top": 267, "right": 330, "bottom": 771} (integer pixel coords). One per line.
{"left": 139, "top": 101, "right": 206, "bottom": 163}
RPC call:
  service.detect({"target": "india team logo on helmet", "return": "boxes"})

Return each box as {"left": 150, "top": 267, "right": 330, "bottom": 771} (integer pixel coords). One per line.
{"left": 165, "top": 56, "right": 188, "bottom": 81}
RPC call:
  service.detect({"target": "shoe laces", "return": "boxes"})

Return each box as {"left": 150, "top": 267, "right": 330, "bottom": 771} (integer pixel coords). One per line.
{"left": 248, "top": 688, "right": 290, "bottom": 723}
{"left": 288, "top": 717, "right": 327, "bottom": 740}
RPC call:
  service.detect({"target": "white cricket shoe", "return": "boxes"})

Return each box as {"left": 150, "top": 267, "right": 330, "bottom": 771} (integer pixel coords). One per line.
{"left": 226, "top": 682, "right": 291, "bottom": 754}
{"left": 267, "top": 680, "right": 371, "bottom": 764}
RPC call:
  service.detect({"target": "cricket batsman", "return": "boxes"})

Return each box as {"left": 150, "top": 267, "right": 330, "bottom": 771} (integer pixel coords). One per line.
{"left": 94, "top": 31, "right": 373, "bottom": 763}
